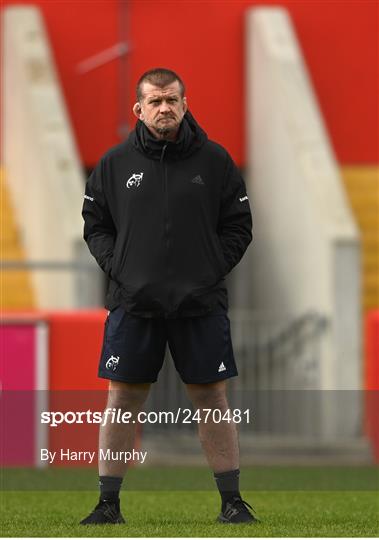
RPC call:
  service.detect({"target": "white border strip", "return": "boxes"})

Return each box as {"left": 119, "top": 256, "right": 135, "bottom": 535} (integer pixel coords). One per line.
{"left": 34, "top": 321, "right": 49, "bottom": 468}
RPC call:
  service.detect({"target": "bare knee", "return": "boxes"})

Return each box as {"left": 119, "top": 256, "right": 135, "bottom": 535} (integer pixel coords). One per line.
{"left": 106, "top": 381, "right": 150, "bottom": 412}
{"left": 186, "top": 381, "right": 228, "bottom": 409}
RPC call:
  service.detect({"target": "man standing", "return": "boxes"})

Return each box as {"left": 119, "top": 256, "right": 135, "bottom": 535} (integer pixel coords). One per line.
{"left": 81, "top": 68, "right": 255, "bottom": 525}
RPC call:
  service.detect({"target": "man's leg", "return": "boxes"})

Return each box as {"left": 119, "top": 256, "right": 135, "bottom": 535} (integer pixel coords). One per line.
{"left": 81, "top": 381, "right": 150, "bottom": 525}
{"left": 186, "top": 380, "right": 256, "bottom": 523}
{"left": 99, "top": 381, "right": 151, "bottom": 477}
{"left": 185, "top": 380, "right": 238, "bottom": 472}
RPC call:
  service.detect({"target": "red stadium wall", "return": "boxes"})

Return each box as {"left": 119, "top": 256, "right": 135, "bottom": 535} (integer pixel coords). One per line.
{"left": 48, "top": 310, "right": 108, "bottom": 391}
{"left": 1, "top": 0, "right": 378, "bottom": 166}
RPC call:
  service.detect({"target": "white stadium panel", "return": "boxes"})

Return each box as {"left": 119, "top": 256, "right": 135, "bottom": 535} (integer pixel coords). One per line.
{"left": 245, "top": 7, "right": 361, "bottom": 435}
{"left": 2, "top": 6, "right": 95, "bottom": 308}
{"left": 35, "top": 322, "right": 49, "bottom": 468}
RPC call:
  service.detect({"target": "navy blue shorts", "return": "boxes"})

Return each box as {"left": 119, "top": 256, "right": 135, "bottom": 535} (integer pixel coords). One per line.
{"left": 98, "top": 306, "right": 238, "bottom": 384}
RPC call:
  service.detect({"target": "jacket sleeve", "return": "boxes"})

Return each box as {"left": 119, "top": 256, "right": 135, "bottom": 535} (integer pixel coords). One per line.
{"left": 217, "top": 154, "right": 253, "bottom": 274}
{"left": 82, "top": 158, "right": 117, "bottom": 278}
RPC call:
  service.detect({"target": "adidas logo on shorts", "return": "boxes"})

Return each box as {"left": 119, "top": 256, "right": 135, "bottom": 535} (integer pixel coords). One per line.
{"left": 218, "top": 362, "right": 226, "bottom": 373}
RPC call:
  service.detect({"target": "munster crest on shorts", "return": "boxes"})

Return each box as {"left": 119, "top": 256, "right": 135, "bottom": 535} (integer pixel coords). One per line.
{"left": 105, "top": 355, "right": 119, "bottom": 371}
{"left": 126, "top": 172, "right": 143, "bottom": 188}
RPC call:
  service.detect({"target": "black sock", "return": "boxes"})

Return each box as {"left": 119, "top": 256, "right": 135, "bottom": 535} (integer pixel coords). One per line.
{"left": 99, "top": 476, "right": 123, "bottom": 503}
{"left": 214, "top": 469, "right": 241, "bottom": 509}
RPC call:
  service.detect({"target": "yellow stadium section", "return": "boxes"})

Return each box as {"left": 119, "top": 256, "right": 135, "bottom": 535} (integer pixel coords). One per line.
{"left": 342, "top": 165, "right": 379, "bottom": 311}
{"left": 1, "top": 168, "right": 35, "bottom": 309}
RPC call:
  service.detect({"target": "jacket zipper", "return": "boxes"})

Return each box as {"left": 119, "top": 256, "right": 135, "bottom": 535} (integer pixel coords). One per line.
{"left": 160, "top": 144, "right": 171, "bottom": 316}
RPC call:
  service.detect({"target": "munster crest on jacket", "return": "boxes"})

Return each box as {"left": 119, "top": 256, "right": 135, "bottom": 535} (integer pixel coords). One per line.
{"left": 126, "top": 172, "right": 144, "bottom": 188}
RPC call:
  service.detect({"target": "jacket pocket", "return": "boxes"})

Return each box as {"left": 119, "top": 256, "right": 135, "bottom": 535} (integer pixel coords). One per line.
{"left": 110, "top": 236, "right": 125, "bottom": 282}
{"left": 105, "top": 305, "right": 127, "bottom": 340}
{"left": 215, "top": 236, "right": 228, "bottom": 276}
{"left": 109, "top": 239, "right": 119, "bottom": 280}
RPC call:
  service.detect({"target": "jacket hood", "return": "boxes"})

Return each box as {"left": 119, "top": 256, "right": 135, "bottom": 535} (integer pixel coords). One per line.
{"left": 130, "top": 110, "right": 208, "bottom": 160}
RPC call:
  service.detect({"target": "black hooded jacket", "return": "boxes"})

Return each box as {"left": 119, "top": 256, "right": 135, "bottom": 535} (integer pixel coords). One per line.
{"left": 82, "top": 112, "right": 252, "bottom": 318}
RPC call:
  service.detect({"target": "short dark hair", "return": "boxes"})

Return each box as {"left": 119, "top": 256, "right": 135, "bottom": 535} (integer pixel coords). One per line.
{"left": 136, "top": 68, "right": 185, "bottom": 101}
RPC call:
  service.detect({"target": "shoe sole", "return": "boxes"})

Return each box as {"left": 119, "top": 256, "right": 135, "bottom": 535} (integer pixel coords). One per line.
{"left": 80, "top": 516, "right": 126, "bottom": 525}
{"left": 217, "top": 514, "right": 258, "bottom": 524}
{"left": 81, "top": 521, "right": 125, "bottom": 525}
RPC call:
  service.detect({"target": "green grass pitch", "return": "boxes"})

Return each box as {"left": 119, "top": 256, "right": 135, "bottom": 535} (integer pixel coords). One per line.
{"left": 1, "top": 467, "right": 378, "bottom": 537}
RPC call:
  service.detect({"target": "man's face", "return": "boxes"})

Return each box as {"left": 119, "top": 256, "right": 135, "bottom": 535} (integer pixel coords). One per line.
{"left": 133, "top": 81, "right": 187, "bottom": 140}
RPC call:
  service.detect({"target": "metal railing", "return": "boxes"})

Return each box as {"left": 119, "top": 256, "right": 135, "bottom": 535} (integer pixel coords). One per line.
{"left": 145, "top": 311, "right": 329, "bottom": 437}
{"left": 1, "top": 256, "right": 103, "bottom": 308}
{"left": 1, "top": 260, "right": 99, "bottom": 271}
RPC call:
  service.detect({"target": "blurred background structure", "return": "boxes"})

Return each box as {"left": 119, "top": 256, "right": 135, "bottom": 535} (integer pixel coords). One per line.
{"left": 1, "top": 0, "right": 378, "bottom": 467}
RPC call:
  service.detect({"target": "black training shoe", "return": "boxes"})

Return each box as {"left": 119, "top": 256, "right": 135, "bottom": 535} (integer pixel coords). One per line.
{"left": 217, "top": 496, "right": 259, "bottom": 524}
{"left": 80, "top": 499, "right": 125, "bottom": 525}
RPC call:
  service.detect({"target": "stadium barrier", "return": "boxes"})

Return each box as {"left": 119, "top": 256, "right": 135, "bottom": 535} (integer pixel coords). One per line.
{"left": 1, "top": 309, "right": 375, "bottom": 466}
{"left": 1, "top": 310, "right": 146, "bottom": 468}
{"left": 1, "top": 315, "right": 48, "bottom": 466}
{"left": 1, "top": 310, "right": 107, "bottom": 468}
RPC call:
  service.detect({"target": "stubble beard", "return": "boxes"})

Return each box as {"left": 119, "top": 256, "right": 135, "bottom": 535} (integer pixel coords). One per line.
{"left": 154, "top": 118, "right": 181, "bottom": 140}
{"left": 144, "top": 116, "right": 182, "bottom": 140}
{"left": 156, "top": 126, "right": 172, "bottom": 137}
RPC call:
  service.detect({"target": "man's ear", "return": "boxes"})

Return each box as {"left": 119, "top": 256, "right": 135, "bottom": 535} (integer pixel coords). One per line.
{"left": 183, "top": 97, "right": 188, "bottom": 113}
{"left": 133, "top": 102, "right": 143, "bottom": 120}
